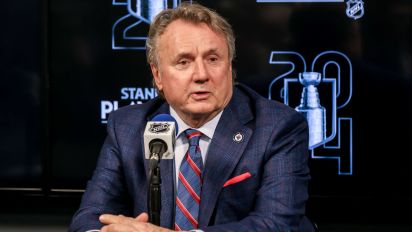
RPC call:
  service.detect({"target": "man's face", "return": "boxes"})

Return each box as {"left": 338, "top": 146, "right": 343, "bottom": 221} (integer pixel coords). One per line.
{"left": 151, "top": 19, "right": 233, "bottom": 124}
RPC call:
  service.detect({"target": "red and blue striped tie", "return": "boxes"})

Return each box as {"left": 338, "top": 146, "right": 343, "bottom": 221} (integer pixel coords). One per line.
{"left": 175, "top": 129, "right": 203, "bottom": 231}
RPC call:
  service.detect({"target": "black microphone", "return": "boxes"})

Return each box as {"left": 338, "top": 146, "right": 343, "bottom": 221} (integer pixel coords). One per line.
{"left": 143, "top": 114, "right": 178, "bottom": 226}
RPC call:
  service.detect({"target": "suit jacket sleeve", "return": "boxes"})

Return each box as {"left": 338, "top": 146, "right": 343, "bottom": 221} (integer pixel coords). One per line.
{"left": 204, "top": 112, "right": 310, "bottom": 232}
{"left": 68, "top": 112, "right": 134, "bottom": 232}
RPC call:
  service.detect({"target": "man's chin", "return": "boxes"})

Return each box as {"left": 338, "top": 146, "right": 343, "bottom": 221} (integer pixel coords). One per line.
{"left": 186, "top": 104, "right": 219, "bottom": 116}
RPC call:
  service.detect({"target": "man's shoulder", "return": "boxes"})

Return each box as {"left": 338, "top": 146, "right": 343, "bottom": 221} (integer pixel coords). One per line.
{"left": 231, "top": 83, "right": 307, "bottom": 133}
{"left": 108, "top": 97, "right": 167, "bottom": 125}
{"left": 233, "top": 83, "right": 303, "bottom": 119}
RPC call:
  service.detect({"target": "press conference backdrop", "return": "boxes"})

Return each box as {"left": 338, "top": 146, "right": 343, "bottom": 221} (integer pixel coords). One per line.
{"left": 1, "top": 0, "right": 412, "bottom": 223}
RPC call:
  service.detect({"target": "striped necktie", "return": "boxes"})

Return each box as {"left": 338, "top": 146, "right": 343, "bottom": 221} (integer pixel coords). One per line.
{"left": 175, "top": 129, "right": 203, "bottom": 231}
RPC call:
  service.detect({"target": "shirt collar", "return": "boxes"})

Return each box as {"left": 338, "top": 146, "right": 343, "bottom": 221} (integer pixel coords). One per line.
{"left": 170, "top": 107, "right": 223, "bottom": 140}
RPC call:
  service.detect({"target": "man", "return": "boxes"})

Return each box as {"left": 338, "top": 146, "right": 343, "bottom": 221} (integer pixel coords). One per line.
{"left": 69, "top": 3, "right": 313, "bottom": 232}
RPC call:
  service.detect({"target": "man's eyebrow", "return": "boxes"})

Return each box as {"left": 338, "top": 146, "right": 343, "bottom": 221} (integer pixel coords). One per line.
{"left": 203, "top": 48, "right": 221, "bottom": 56}
{"left": 172, "top": 48, "right": 222, "bottom": 61}
{"left": 173, "top": 52, "right": 195, "bottom": 61}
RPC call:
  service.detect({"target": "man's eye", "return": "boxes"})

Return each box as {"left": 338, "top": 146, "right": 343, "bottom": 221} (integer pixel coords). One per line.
{"left": 209, "top": 56, "right": 218, "bottom": 62}
{"left": 178, "top": 60, "right": 190, "bottom": 66}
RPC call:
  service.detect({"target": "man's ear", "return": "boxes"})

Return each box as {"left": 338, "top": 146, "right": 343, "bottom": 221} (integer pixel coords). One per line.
{"left": 150, "top": 63, "right": 162, "bottom": 91}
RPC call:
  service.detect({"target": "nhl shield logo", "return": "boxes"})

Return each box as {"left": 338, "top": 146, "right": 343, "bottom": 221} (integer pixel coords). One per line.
{"left": 346, "top": 0, "right": 365, "bottom": 20}
{"left": 149, "top": 123, "right": 170, "bottom": 133}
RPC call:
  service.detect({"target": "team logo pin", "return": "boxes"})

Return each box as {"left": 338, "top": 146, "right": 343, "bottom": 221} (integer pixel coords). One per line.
{"left": 233, "top": 132, "right": 244, "bottom": 143}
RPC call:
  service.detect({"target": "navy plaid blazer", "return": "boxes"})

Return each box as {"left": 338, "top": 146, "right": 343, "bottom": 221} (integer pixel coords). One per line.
{"left": 69, "top": 83, "right": 313, "bottom": 232}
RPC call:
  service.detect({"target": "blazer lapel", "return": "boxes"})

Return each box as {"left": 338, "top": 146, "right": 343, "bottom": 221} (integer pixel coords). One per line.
{"left": 159, "top": 156, "right": 175, "bottom": 228}
{"left": 198, "top": 91, "right": 253, "bottom": 227}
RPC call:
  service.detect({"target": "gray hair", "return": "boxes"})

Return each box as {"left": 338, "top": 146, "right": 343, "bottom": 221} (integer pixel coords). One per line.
{"left": 146, "top": 3, "right": 236, "bottom": 67}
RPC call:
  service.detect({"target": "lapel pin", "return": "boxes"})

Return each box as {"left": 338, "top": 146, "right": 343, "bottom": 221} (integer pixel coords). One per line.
{"left": 233, "top": 132, "right": 244, "bottom": 143}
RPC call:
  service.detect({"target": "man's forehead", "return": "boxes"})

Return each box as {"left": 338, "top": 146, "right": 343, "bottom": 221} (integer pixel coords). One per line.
{"left": 158, "top": 21, "right": 226, "bottom": 49}
{"left": 163, "top": 19, "right": 209, "bottom": 32}
{"left": 159, "top": 20, "right": 225, "bottom": 42}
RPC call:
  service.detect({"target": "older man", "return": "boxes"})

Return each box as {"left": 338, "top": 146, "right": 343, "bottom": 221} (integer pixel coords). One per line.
{"left": 69, "top": 3, "right": 312, "bottom": 232}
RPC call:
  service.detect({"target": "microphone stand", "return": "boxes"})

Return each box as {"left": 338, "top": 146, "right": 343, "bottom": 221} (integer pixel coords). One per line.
{"left": 148, "top": 160, "right": 161, "bottom": 226}
{"left": 148, "top": 140, "right": 165, "bottom": 226}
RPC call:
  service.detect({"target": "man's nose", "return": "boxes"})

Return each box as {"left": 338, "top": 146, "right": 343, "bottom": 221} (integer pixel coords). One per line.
{"left": 193, "top": 60, "right": 209, "bottom": 83}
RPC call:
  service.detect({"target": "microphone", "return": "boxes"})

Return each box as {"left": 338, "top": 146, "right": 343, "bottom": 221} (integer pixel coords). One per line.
{"left": 143, "top": 114, "right": 178, "bottom": 162}
{"left": 143, "top": 114, "right": 178, "bottom": 226}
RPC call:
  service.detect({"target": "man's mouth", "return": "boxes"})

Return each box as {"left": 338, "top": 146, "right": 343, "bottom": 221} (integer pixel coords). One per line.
{"left": 191, "top": 91, "right": 211, "bottom": 100}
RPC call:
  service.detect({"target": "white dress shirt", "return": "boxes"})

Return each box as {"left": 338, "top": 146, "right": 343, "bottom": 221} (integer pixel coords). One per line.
{"left": 170, "top": 107, "right": 223, "bottom": 187}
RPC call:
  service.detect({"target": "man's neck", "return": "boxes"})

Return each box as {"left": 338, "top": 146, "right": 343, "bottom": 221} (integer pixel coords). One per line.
{"left": 180, "top": 112, "right": 221, "bottom": 128}
{"left": 170, "top": 107, "right": 223, "bottom": 130}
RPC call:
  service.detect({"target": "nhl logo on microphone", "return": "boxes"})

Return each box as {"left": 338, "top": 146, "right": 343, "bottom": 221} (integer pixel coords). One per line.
{"left": 144, "top": 120, "right": 176, "bottom": 160}
{"left": 149, "top": 123, "right": 170, "bottom": 133}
